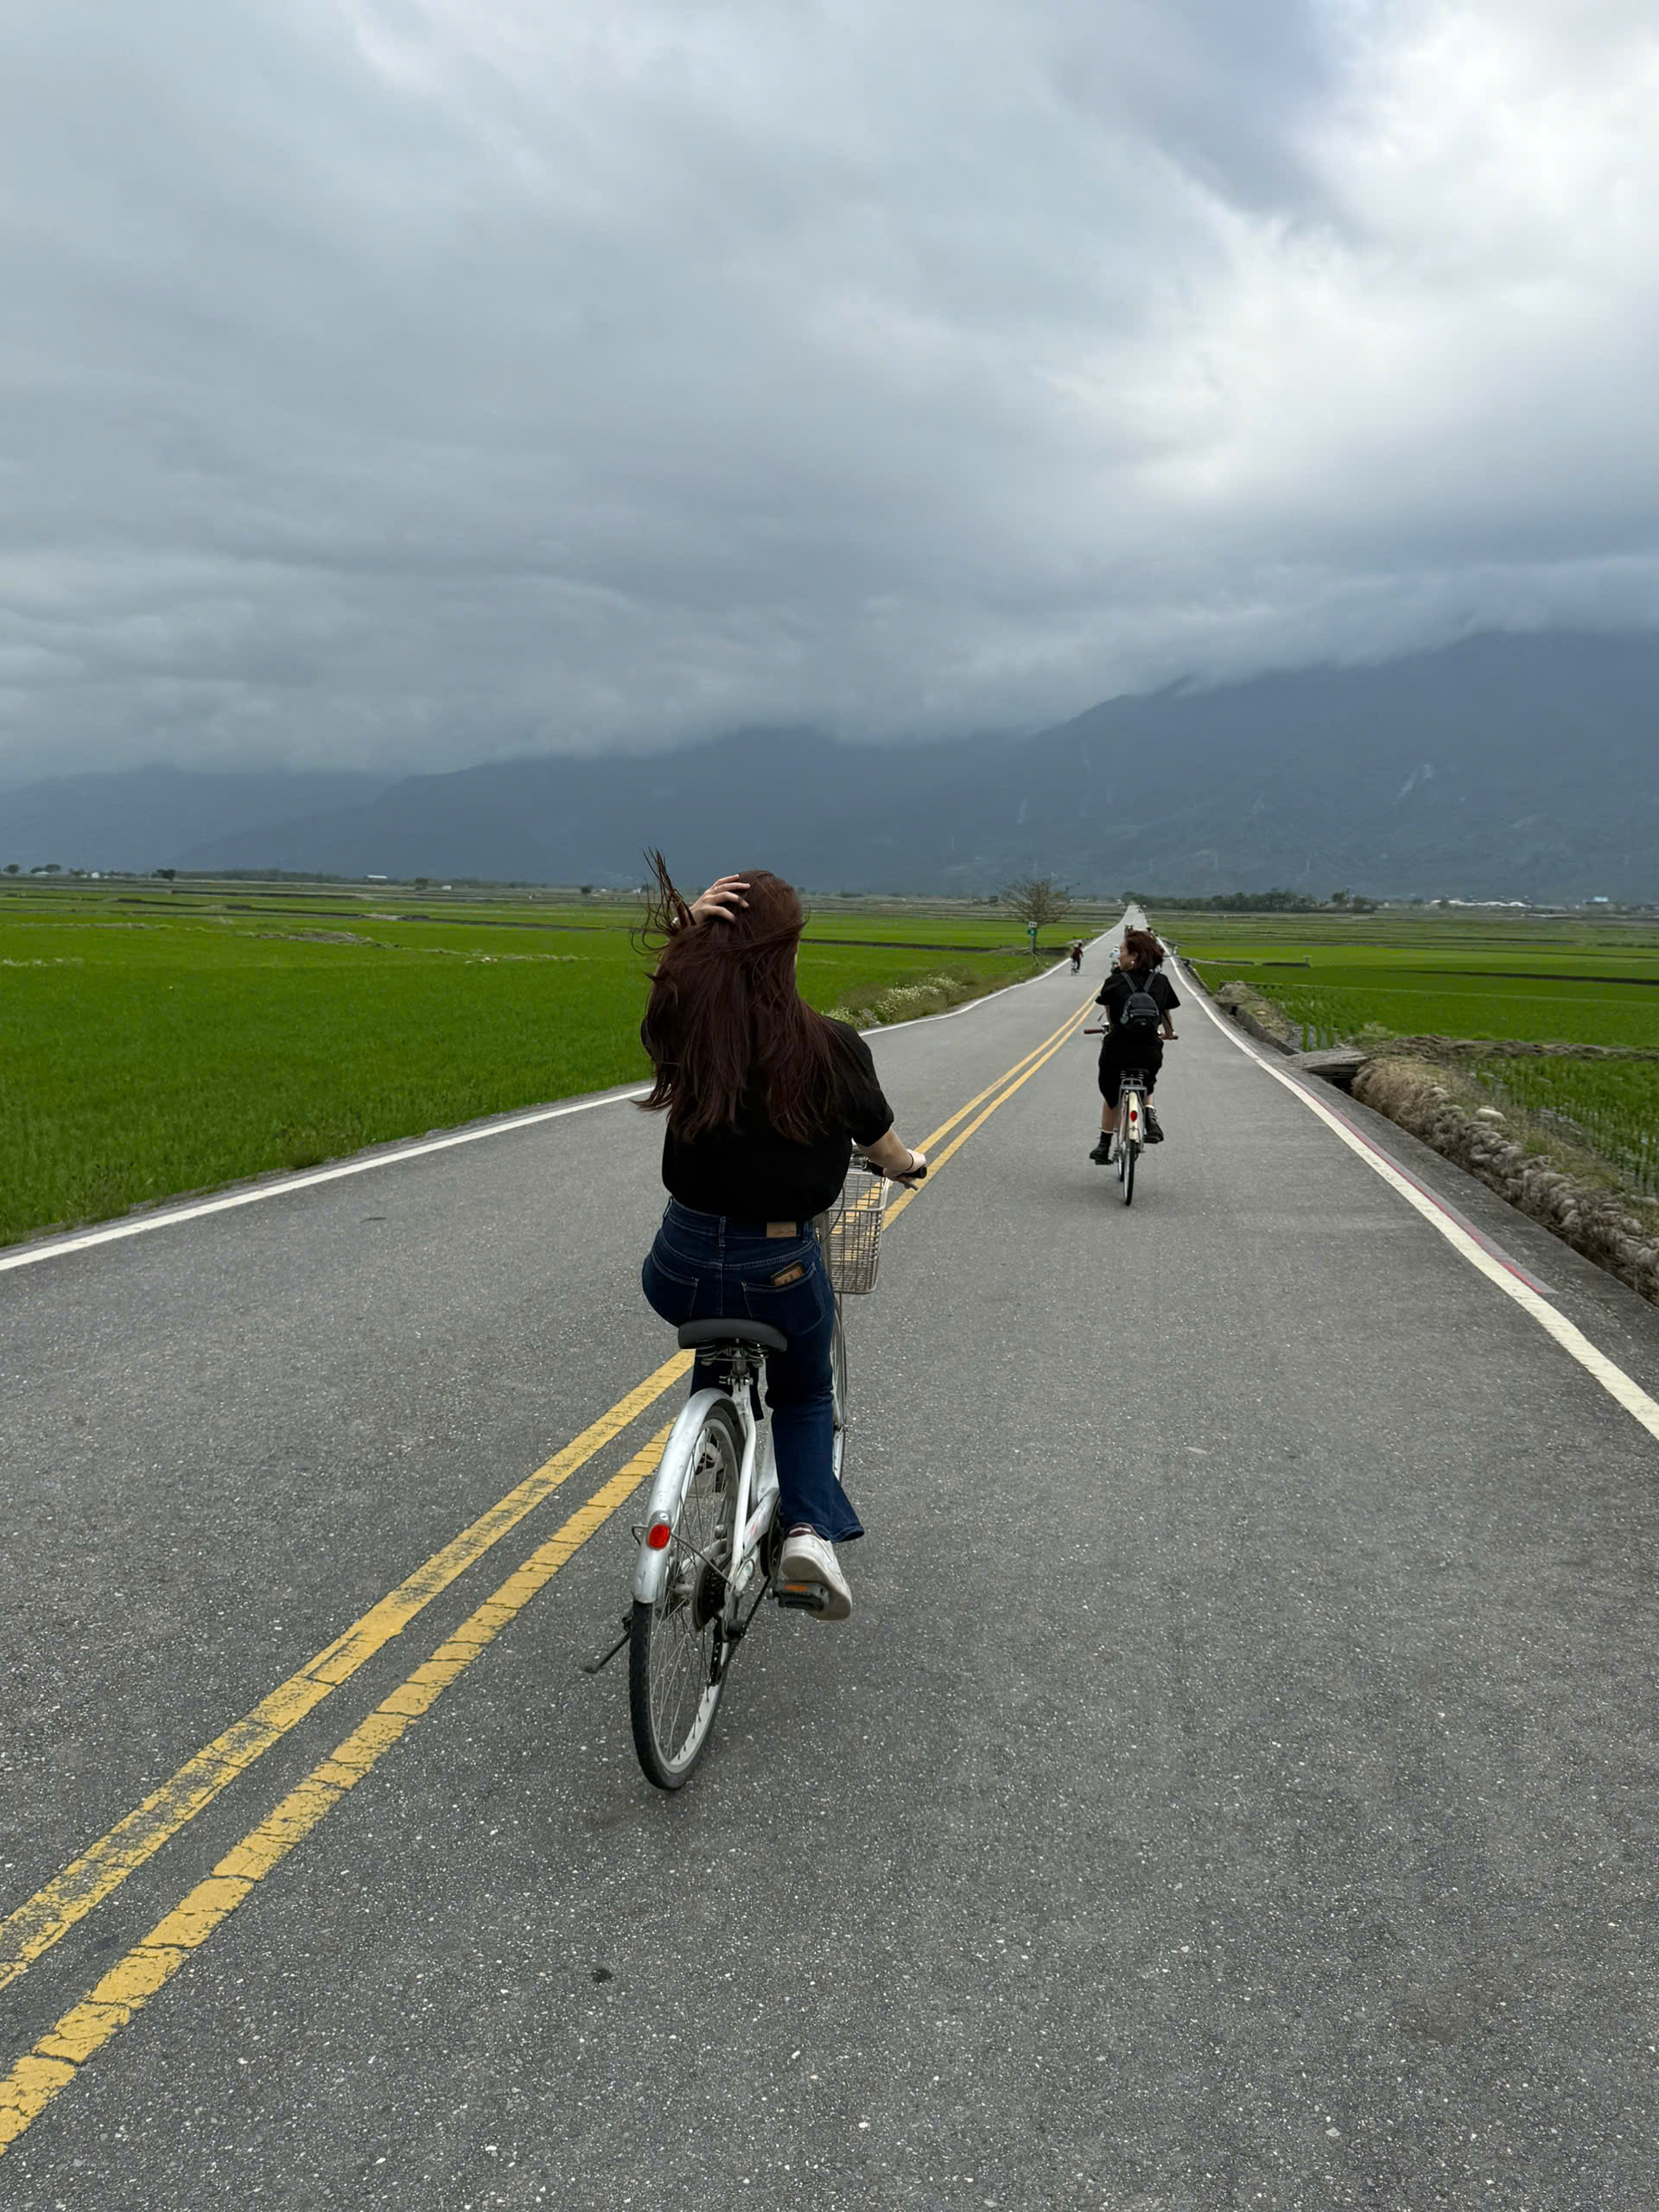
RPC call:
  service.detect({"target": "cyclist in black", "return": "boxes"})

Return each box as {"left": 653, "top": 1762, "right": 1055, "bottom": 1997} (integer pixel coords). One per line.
{"left": 1090, "top": 926, "right": 1179, "bottom": 1161}
{"left": 1068, "top": 938, "right": 1084, "bottom": 974}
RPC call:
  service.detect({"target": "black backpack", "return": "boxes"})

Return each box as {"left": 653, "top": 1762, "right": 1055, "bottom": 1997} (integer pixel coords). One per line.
{"left": 1119, "top": 969, "right": 1163, "bottom": 1029}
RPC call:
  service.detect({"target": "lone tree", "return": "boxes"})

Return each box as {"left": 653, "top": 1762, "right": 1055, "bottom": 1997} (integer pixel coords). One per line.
{"left": 1002, "top": 874, "right": 1073, "bottom": 951}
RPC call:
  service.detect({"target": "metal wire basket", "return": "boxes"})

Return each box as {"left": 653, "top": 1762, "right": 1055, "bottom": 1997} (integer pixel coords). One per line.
{"left": 816, "top": 1159, "right": 888, "bottom": 1296}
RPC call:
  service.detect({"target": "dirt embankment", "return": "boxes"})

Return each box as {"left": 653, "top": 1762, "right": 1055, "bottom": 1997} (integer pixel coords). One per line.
{"left": 1366, "top": 1036, "right": 1659, "bottom": 1065}
{"left": 829, "top": 955, "right": 1065, "bottom": 1028}
{"left": 1211, "top": 980, "right": 1300, "bottom": 1052}
{"left": 1351, "top": 1057, "right": 1659, "bottom": 1304}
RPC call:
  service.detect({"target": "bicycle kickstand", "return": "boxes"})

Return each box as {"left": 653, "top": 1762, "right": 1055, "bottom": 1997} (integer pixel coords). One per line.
{"left": 581, "top": 1615, "right": 632, "bottom": 1675}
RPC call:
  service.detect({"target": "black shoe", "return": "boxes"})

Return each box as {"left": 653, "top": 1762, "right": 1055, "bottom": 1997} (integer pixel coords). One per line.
{"left": 1089, "top": 1135, "right": 1114, "bottom": 1165}
{"left": 1144, "top": 1107, "right": 1165, "bottom": 1143}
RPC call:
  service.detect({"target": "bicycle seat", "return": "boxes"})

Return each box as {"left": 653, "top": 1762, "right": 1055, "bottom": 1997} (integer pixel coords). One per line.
{"left": 677, "top": 1319, "right": 789, "bottom": 1356}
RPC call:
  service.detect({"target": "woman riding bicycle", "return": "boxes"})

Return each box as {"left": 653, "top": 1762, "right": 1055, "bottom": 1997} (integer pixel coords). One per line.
{"left": 638, "top": 855, "right": 925, "bottom": 1622}
{"left": 1090, "top": 925, "right": 1179, "bottom": 1161}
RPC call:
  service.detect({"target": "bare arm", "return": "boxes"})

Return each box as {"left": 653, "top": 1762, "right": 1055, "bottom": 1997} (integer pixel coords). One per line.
{"left": 862, "top": 1124, "right": 926, "bottom": 1184}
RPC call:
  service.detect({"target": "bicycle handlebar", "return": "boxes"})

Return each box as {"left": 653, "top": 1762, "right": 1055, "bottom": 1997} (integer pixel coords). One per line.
{"left": 856, "top": 1153, "right": 927, "bottom": 1185}
{"left": 1083, "top": 1026, "right": 1179, "bottom": 1039}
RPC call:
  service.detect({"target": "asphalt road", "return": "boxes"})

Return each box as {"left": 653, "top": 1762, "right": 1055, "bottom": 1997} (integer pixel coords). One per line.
{"left": 3, "top": 916, "right": 1658, "bottom": 2210}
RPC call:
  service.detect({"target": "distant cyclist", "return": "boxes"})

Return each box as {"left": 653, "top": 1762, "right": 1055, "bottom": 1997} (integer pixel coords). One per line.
{"left": 1090, "top": 926, "right": 1179, "bottom": 1161}
{"left": 636, "top": 855, "right": 925, "bottom": 1622}
{"left": 1068, "top": 938, "right": 1084, "bottom": 974}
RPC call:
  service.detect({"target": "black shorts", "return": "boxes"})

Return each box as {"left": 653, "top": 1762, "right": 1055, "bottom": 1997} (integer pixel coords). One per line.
{"left": 1098, "top": 1033, "right": 1162, "bottom": 1107}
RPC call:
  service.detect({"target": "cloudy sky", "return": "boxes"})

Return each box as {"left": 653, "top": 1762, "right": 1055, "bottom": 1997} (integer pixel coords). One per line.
{"left": 3, "top": 0, "right": 1656, "bottom": 779}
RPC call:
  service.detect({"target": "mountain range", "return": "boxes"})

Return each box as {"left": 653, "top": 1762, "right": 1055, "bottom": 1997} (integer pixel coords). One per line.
{"left": 4, "top": 632, "right": 1657, "bottom": 900}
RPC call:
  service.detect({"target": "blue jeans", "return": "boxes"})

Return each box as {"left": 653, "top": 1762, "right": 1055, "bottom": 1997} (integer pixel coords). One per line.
{"left": 641, "top": 1201, "right": 862, "bottom": 1545}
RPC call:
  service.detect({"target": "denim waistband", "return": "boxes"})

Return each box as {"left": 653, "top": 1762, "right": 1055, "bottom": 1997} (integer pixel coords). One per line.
{"left": 663, "top": 1198, "right": 814, "bottom": 1241}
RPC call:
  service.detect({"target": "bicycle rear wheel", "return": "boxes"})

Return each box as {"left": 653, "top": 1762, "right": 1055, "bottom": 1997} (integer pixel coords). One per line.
{"left": 1119, "top": 1090, "right": 1139, "bottom": 1205}
{"left": 629, "top": 1396, "right": 739, "bottom": 1789}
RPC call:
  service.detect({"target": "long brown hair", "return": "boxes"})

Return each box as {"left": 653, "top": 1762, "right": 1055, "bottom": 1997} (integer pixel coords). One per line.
{"left": 639, "top": 852, "right": 862, "bottom": 1142}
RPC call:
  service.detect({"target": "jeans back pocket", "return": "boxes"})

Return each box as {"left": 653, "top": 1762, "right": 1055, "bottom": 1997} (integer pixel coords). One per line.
{"left": 641, "top": 1245, "right": 702, "bottom": 1326}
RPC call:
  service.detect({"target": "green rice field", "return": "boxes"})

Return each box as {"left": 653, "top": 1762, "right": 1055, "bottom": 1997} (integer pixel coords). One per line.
{"left": 1166, "top": 908, "right": 1659, "bottom": 1052}
{"left": 0, "top": 880, "right": 1060, "bottom": 1248}
{"left": 1472, "top": 1058, "right": 1659, "bottom": 1200}
{"left": 1189, "top": 972, "right": 1659, "bottom": 1052}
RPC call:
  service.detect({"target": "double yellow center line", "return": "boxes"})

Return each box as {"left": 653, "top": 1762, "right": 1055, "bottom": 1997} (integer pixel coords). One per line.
{"left": 0, "top": 990, "right": 1093, "bottom": 2154}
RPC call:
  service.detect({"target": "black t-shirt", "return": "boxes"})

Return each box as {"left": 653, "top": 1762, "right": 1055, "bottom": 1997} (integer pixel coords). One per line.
{"left": 656, "top": 1020, "right": 893, "bottom": 1222}
{"left": 1096, "top": 966, "right": 1180, "bottom": 1033}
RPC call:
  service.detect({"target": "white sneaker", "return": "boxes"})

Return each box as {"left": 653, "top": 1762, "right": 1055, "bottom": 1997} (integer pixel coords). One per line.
{"left": 776, "top": 1527, "right": 853, "bottom": 1621}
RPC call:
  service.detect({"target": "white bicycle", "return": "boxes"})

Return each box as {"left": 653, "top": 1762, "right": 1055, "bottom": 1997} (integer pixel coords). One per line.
{"left": 588, "top": 1162, "right": 901, "bottom": 1790}
{"left": 1084, "top": 1026, "right": 1175, "bottom": 1208}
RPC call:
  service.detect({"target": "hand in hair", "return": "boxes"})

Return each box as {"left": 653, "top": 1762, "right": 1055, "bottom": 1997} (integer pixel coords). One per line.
{"left": 686, "top": 874, "right": 750, "bottom": 926}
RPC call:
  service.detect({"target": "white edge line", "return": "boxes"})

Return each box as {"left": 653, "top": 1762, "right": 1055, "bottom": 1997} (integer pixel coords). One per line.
{"left": 0, "top": 1086, "right": 652, "bottom": 1274}
{"left": 1172, "top": 953, "right": 1659, "bottom": 1447}
{"left": 3, "top": 923, "right": 1131, "bottom": 1275}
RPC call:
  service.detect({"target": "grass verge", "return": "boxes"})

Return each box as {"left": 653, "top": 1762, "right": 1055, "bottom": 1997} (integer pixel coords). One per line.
{"left": 824, "top": 957, "right": 1060, "bottom": 1027}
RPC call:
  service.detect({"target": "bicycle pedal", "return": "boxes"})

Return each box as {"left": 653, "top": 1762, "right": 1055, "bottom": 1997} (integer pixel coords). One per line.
{"left": 774, "top": 1580, "right": 830, "bottom": 1614}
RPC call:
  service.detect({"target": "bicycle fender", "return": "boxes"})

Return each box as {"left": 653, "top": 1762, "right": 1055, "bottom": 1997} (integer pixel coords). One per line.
{"left": 631, "top": 1388, "right": 729, "bottom": 1606}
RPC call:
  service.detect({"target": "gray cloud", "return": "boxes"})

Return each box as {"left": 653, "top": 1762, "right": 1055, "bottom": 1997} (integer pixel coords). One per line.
{"left": 3, "top": 0, "right": 1657, "bottom": 778}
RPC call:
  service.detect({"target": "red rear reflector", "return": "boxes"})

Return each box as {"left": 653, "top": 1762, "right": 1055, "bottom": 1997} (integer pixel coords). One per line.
{"left": 646, "top": 1522, "right": 671, "bottom": 1549}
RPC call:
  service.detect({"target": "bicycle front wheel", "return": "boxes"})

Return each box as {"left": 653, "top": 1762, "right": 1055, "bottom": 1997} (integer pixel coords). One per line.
{"left": 629, "top": 1397, "right": 739, "bottom": 1789}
